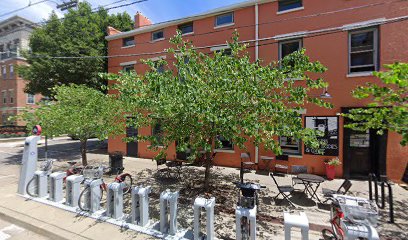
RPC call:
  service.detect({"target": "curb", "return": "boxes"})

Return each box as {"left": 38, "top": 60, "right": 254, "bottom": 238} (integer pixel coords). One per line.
{"left": 0, "top": 205, "right": 90, "bottom": 240}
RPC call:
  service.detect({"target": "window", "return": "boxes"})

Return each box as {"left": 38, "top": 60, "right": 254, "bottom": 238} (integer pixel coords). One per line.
{"left": 152, "top": 122, "right": 163, "bottom": 146}
{"left": 178, "top": 22, "right": 193, "bottom": 35}
{"left": 9, "top": 65, "right": 13, "bottom": 78}
{"left": 2, "top": 91, "right": 6, "bottom": 104}
{"left": 216, "top": 135, "right": 234, "bottom": 150}
{"left": 215, "top": 12, "right": 234, "bottom": 27}
{"left": 122, "top": 65, "right": 134, "bottom": 72}
{"left": 279, "top": 136, "right": 302, "bottom": 155}
{"left": 154, "top": 61, "right": 164, "bottom": 73}
{"left": 9, "top": 90, "right": 14, "bottom": 104}
{"left": 178, "top": 57, "right": 189, "bottom": 82}
{"left": 1, "top": 65, "right": 6, "bottom": 79}
{"left": 122, "top": 37, "right": 135, "bottom": 47}
{"left": 152, "top": 30, "right": 164, "bottom": 41}
{"left": 349, "top": 28, "right": 378, "bottom": 73}
{"left": 27, "top": 94, "right": 35, "bottom": 104}
{"left": 215, "top": 48, "right": 232, "bottom": 56}
{"left": 279, "top": 38, "right": 302, "bottom": 60}
{"left": 278, "top": 0, "right": 303, "bottom": 12}
{"left": 2, "top": 113, "right": 8, "bottom": 125}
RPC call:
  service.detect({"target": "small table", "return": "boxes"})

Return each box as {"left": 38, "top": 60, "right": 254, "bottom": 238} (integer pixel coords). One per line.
{"left": 297, "top": 174, "right": 325, "bottom": 202}
{"left": 260, "top": 156, "right": 274, "bottom": 172}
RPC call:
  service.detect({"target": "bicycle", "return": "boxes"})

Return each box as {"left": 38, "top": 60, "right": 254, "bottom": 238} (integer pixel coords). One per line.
{"left": 77, "top": 166, "right": 133, "bottom": 211}
{"left": 325, "top": 194, "right": 379, "bottom": 240}
{"left": 234, "top": 181, "right": 265, "bottom": 240}
{"left": 26, "top": 158, "right": 55, "bottom": 197}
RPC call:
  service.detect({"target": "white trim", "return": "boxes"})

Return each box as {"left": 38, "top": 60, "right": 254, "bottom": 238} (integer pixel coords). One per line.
{"left": 121, "top": 45, "right": 135, "bottom": 49}
{"left": 277, "top": 6, "right": 304, "bottom": 15}
{"left": 213, "top": 149, "right": 235, "bottom": 153}
{"left": 151, "top": 38, "right": 165, "bottom": 43}
{"left": 181, "top": 32, "right": 194, "bottom": 36}
{"left": 279, "top": 38, "right": 303, "bottom": 61}
{"left": 296, "top": 108, "right": 307, "bottom": 114}
{"left": 348, "top": 28, "right": 378, "bottom": 74}
{"left": 215, "top": 12, "right": 234, "bottom": 28}
{"left": 288, "top": 155, "right": 303, "bottom": 159}
{"left": 119, "top": 61, "right": 137, "bottom": 66}
{"left": 148, "top": 55, "right": 167, "bottom": 61}
{"left": 274, "top": 31, "right": 308, "bottom": 41}
{"left": 342, "top": 18, "right": 386, "bottom": 31}
{"left": 214, "top": 22, "right": 235, "bottom": 29}
{"left": 346, "top": 72, "right": 373, "bottom": 78}
{"left": 105, "top": 0, "right": 276, "bottom": 41}
{"left": 210, "top": 45, "right": 230, "bottom": 52}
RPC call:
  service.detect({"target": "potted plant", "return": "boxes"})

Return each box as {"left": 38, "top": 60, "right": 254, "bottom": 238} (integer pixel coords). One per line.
{"left": 324, "top": 157, "right": 341, "bottom": 180}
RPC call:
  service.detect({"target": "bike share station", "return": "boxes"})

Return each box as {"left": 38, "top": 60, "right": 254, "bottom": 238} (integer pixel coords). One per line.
{"left": 17, "top": 126, "right": 221, "bottom": 240}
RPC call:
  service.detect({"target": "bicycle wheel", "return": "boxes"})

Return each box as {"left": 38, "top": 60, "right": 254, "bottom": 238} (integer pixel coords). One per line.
{"left": 117, "top": 174, "right": 133, "bottom": 194}
{"left": 78, "top": 186, "right": 91, "bottom": 211}
{"left": 25, "top": 177, "right": 38, "bottom": 197}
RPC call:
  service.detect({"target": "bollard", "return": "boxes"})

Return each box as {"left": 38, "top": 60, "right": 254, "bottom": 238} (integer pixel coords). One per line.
{"left": 131, "top": 186, "right": 151, "bottom": 227}
{"left": 160, "top": 189, "right": 179, "bottom": 235}
{"left": 83, "top": 179, "right": 102, "bottom": 213}
{"left": 106, "top": 182, "right": 125, "bottom": 220}
{"left": 66, "top": 175, "right": 84, "bottom": 207}
{"left": 34, "top": 170, "right": 48, "bottom": 198}
{"left": 49, "top": 172, "right": 67, "bottom": 202}
{"left": 236, "top": 206, "right": 257, "bottom": 240}
{"left": 194, "top": 197, "right": 215, "bottom": 240}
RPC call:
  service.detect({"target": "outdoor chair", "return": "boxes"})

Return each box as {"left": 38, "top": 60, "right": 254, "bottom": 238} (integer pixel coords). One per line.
{"left": 241, "top": 152, "right": 256, "bottom": 170}
{"left": 322, "top": 179, "right": 352, "bottom": 203}
{"left": 291, "top": 165, "right": 308, "bottom": 190}
{"left": 156, "top": 158, "right": 169, "bottom": 178}
{"left": 270, "top": 173, "right": 295, "bottom": 207}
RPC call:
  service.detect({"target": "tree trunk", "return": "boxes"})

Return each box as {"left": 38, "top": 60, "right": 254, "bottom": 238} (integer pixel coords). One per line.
{"left": 80, "top": 139, "right": 88, "bottom": 166}
{"left": 204, "top": 152, "right": 211, "bottom": 191}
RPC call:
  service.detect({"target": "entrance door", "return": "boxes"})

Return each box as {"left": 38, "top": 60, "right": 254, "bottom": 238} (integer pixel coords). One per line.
{"left": 126, "top": 125, "right": 138, "bottom": 157}
{"left": 342, "top": 109, "right": 388, "bottom": 179}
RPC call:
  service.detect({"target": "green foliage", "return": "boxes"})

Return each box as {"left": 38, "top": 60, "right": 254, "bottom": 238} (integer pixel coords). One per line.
{"left": 18, "top": 1, "right": 133, "bottom": 97}
{"left": 109, "top": 32, "right": 332, "bottom": 162}
{"left": 15, "top": 85, "right": 125, "bottom": 165}
{"left": 344, "top": 63, "right": 408, "bottom": 146}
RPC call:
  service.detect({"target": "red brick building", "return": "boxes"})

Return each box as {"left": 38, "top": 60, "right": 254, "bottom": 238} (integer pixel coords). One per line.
{"left": 0, "top": 16, "right": 42, "bottom": 126}
{"left": 106, "top": 0, "right": 408, "bottom": 182}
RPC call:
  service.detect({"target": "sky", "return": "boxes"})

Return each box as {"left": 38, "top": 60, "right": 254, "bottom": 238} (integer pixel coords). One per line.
{"left": 0, "top": 0, "right": 248, "bottom": 24}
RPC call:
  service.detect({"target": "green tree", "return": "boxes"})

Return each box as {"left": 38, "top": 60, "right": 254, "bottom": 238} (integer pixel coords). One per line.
{"left": 344, "top": 63, "right": 408, "bottom": 146}
{"left": 16, "top": 85, "right": 125, "bottom": 165}
{"left": 109, "top": 32, "right": 332, "bottom": 190}
{"left": 18, "top": 1, "right": 133, "bottom": 97}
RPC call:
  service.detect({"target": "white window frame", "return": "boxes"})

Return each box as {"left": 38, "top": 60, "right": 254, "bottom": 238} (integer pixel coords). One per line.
{"left": 122, "top": 65, "right": 134, "bottom": 72}
{"left": 8, "top": 89, "right": 14, "bottom": 104}
{"left": 278, "top": 38, "right": 303, "bottom": 60}
{"left": 178, "top": 22, "right": 194, "bottom": 35}
{"left": 9, "top": 64, "right": 13, "bottom": 78}
{"left": 348, "top": 28, "right": 378, "bottom": 74}
{"left": 152, "top": 30, "right": 165, "bottom": 41}
{"left": 1, "top": 65, "right": 6, "bottom": 79}
{"left": 27, "top": 94, "right": 35, "bottom": 104}
{"left": 215, "top": 12, "right": 234, "bottom": 28}
{"left": 122, "top": 37, "right": 135, "bottom": 48}
{"left": 278, "top": 0, "right": 303, "bottom": 13}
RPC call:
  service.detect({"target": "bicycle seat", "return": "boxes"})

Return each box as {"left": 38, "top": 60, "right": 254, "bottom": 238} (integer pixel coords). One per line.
{"left": 67, "top": 161, "right": 78, "bottom": 166}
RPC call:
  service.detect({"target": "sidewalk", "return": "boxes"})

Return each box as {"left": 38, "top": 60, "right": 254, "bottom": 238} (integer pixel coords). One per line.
{"left": 0, "top": 136, "right": 72, "bottom": 148}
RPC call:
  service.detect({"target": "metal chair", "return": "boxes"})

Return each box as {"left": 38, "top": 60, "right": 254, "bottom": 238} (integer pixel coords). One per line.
{"left": 291, "top": 165, "right": 308, "bottom": 188}
{"left": 270, "top": 173, "right": 295, "bottom": 207}
{"left": 322, "top": 179, "right": 352, "bottom": 203}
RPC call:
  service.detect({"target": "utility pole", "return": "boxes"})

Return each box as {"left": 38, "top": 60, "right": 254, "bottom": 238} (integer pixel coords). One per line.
{"left": 56, "top": 0, "right": 79, "bottom": 11}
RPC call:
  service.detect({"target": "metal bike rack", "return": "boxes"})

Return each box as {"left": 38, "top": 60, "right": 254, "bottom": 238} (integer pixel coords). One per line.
{"left": 131, "top": 186, "right": 151, "bottom": 227}
{"left": 106, "top": 182, "right": 125, "bottom": 220}
{"left": 83, "top": 179, "right": 103, "bottom": 213}
{"left": 66, "top": 175, "right": 84, "bottom": 207}
{"left": 235, "top": 206, "right": 257, "bottom": 240}
{"left": 160, "top": 189, "right": 179, "bottom": 235}
{"left": 368, "top": 173, "right": 394, "bottom": 223}
{"left": 18, "top": 135, "right": 41, "bottom": 195}
{"left": 34, "top": 170, "right": 48, "bottom": 198}
{"left": 49, "top": 172, "right": 67, "bottom": 202}
{"left": 193, "top": 197, "right": 215, "bottom": 240}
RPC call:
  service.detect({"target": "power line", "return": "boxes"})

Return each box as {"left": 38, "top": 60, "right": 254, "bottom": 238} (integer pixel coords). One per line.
{"left": 20, "top": 14, "right": 408, "bottom": 61}
{"left": 0, "top": 0, "right": 56, "bottom": 19}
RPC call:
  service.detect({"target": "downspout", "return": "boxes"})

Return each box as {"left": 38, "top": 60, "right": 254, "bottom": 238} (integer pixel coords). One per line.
{"left": 255, "top": 2, "right": 259, "bottom": 164}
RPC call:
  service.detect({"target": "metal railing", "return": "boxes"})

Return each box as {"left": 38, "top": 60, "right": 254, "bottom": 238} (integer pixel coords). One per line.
{"left": 368, "top": 173, "right": 394, "bottom": 223}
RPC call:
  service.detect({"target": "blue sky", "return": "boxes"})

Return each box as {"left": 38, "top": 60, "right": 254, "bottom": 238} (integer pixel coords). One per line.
{"left": 0, "top": 0, "right": 247, "bottom": 23}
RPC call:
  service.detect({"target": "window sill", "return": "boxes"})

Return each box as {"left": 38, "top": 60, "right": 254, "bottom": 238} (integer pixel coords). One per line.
{"left": 346, "top": 72, "right": 373, "bottom": 78}
{"left": 181, "top": 32, "right": 194, "bottom": 36}
{"left": 277, "top": 6, "right": 304, "bottom": 15}
{"left": 214, "top": 149, "right": 235, "bottom": 153}
{"left": 287, "top": 154, "right": 303, "bottom": 159}
{"left": 121, "top": 45, "right": 135, "bottom": 49}
{"left": 147, "top": 145, "right": 165, "bottom": 149}
{"left": 151, "top": 38, "right": 165, "bottom": 43}
{"left": 214, "top": 23, "right": 235, "bottom": 29}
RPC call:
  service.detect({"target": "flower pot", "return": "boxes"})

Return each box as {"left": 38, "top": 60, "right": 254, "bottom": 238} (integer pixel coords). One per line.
{"left": 325, "top": 164, "right": 336, "bottom": 180}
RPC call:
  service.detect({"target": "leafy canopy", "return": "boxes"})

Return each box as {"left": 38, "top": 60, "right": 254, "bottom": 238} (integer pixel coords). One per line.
{"left": 18, "top": 1, "right": 134, "bottom": 97}
{"left": 110, "top": 32, "right": 333, "bottom": 161}
{"left": 344, "top": 63, "right": 408, "bottom": 145}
